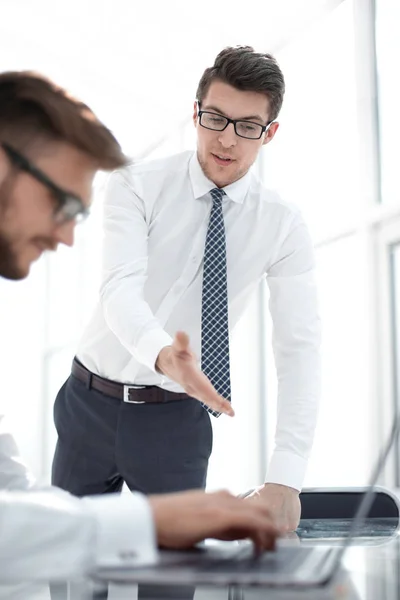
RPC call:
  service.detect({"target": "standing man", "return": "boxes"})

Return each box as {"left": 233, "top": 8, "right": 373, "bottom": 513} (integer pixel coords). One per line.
{"left": 0, "top": 70, "right": 278, "bottom": 582}
{"left": 52, "top": 46, "right": 321, "bottom": 532}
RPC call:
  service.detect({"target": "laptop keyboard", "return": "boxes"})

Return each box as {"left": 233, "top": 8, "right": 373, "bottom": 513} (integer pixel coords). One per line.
{"left": 201, "top": 546, "right": 314, "bottom": 574}
{"left": 161, "top": 545, "right": 316, "bottom": 576}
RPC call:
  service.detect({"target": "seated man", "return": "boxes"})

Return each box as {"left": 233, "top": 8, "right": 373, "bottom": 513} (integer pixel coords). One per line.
{"left": 0, "top": 71, "right": 278, "bottom": 581}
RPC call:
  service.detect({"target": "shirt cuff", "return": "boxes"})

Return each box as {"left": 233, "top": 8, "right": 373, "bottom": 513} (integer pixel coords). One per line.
{"left": 265, "top": 451, "right": 308, "bottom": 492}
{"left": 135, "top": 329, "right": 174, "bottom": 373}
{"left": 83, "top": 492, "right": 158, "bottom": 568}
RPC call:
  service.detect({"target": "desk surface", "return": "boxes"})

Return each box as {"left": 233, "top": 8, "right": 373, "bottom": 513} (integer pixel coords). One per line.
{"left": 1, "top": 518, "right": 399, "bottom": 600}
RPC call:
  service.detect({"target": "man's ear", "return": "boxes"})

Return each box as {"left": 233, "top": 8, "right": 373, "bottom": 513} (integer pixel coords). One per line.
{"left": 263, "top": 121, "right": 280, "bottom": 146}
{"left": 193, "top": 101, "right": 199, "bottom": 128}
{"left": 0, "top": 147, "right": 9, "bottom": 184}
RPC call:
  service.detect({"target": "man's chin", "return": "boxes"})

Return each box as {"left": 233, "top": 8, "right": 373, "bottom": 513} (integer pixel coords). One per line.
{"left": 205, "top": 161, "right": 242, "bottom": 188}
{"left": 0, "top": 258, "right": 30, "bottom": 281}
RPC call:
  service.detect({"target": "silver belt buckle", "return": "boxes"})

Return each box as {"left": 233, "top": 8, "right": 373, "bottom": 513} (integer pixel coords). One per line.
{"left": 123, "top": 385, "right": 146, "bottom": 404}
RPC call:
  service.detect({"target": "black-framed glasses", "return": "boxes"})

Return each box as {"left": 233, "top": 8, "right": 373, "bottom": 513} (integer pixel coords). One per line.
{"left": 197, "top": 106, "right": 273, "bottom": 140}
{"left": 1, "top": 143, "right": 89, "bottom": 224}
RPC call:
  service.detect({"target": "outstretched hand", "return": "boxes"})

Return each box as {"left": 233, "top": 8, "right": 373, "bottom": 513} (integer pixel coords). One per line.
{"left": 156, "top": 331, "right": 234, "bottom": 417}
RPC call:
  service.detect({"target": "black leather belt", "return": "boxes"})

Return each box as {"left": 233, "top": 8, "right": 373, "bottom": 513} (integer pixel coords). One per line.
{"left": 71, "top": 357, "right": 189, "bottom": 404}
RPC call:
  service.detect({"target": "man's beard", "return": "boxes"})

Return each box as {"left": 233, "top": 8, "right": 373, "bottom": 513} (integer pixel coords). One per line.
{"left": 0, "top": 232, "right": 23, "bottom": 280}
{"left": 0, "top": 177, "right": 26, "bottom": 280}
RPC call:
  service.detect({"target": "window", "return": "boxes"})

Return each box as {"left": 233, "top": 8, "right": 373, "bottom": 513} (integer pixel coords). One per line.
{"left": 263, "top": 0, "right": 385, "bottom": 488}
{"left": 375, "top": 0, "right": 400, "bottom": 204}
{"left": 264, "top": 1, "right": 360, "bottom": 243}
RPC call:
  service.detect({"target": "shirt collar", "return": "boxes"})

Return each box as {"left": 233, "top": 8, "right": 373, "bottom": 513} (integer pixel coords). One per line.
{"left": 189, "top": 151, "right": 251, "bottom": 204}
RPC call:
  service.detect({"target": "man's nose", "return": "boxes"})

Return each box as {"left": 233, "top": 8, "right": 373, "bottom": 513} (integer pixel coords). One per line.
{"left": 218, "top": 123, "right": 237, "bottom": 148}
{"left": 54, "top": 220, "right": 75, "bottom": 248}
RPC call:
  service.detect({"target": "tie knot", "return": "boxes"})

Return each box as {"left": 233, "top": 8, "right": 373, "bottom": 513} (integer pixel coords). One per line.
{"left": 210, "top": 188, "right": 225, "bottom": 204}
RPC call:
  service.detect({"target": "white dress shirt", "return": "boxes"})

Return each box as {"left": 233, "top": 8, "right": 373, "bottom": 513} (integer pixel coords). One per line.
{"left": 77, "top": 150, "right": 321, "bottom": 491}
{"left": 0, "top": 413, "right": 157, "bottom": 581}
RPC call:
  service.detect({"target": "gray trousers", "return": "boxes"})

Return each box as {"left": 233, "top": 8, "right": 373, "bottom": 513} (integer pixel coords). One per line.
{"left": 51, "top": 372, "right": 213, "bottom": 599}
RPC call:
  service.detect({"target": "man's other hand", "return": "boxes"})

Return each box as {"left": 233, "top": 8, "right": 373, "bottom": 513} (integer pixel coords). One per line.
{"left": 245, "top": 483, "right": 301, "bottom": 532}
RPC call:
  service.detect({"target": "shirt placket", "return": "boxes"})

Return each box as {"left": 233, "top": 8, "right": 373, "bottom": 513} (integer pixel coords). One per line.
{"left": 154, "top": 210, "right": 209, "bottom": 327}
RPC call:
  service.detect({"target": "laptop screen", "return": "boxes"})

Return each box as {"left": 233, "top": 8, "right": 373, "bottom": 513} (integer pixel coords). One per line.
{"left": 331, "top": 407, "right": 400, "bottom": 573}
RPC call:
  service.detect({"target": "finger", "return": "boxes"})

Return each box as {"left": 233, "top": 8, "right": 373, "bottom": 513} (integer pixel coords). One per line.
{"left": 252, "top": 530, "right": 275, "bottom": 555}
{"left": 221, "top": 506, "right": 279, "bottom": 543}
{"left": 243, "top": 510, "right": 279, "bottom": 537}
{"left": 248, "top": 522, "right": 278, "bottom": 551}
{"left": 225, "top": 496, "right": 276, "bottom": 523}
{"left": 231, "top": 495, "right": 273, "bottom": 521}
{"left": 258, "top": 528, "right": 277, "bottom": 551}
{"left": 206, "top": 395, "right": 235, "bottom": 417}
{"left": 213, "top": 489, "right": 234, "bottom": 500}
{"left": 197, "top": 391, "right": 234, "bottom": 417}
{"left": 174, "top": 331, "right": 191, "bottom": 354}
{"left": 222, "top": 519, "right": 278, "bottom": 551}
{"left": 243, "top": 491, "right": 260, "bottom": 502}
{"left": 188, "top": 373, "right": 235, "bottom": 417}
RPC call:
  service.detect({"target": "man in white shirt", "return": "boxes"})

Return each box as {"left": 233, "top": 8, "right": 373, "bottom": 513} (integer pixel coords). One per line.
{"left": 52, "top": 46, "right": 321, "bottom": 535}
{"left": 0, "top": 70, "right": 278, "bottom": 584}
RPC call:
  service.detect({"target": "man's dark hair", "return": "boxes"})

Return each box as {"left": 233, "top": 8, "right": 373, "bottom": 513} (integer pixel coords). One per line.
{"left": 0, "top": 71, "right": 127, "bottom": 169}
{"left": 196, "top": 46, "right": 285, "bottom": 121}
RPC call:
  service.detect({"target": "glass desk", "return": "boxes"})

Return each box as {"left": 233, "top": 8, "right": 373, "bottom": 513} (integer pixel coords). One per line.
{"left": 1, "top": 518, "right": 399, "bottom": 600}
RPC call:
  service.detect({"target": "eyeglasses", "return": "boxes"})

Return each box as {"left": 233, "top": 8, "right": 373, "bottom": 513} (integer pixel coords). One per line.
{"left": 197, "top": 107, "right": 273, "bottom": 140}
{"left": 1, "top": 143, "right": 89, "bottom": 225}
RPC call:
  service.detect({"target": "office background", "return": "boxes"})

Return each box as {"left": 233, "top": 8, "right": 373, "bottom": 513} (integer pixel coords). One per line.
{"left": 0, "top": 0, "right": 399, "bottom": 495}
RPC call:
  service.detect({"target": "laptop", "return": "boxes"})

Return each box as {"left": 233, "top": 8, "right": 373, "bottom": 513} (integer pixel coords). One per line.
{"left": 94, "top": 411, "right": 400, "bottom": 588}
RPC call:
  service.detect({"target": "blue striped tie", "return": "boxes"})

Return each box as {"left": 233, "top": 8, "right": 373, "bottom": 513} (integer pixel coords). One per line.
{"left": 201, "top": 188, "right": 231, "bottom": 418}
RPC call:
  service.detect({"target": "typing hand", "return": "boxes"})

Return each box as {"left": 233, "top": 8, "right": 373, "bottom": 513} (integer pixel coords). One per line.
{"left": 149, "top": 489, "right": 278, "bottom": 553}
{"left": 245, "top": 483, "right": 301, "bottom": 532}
{"left": 155, "top": 331, "right": 234, "bottom": 417}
